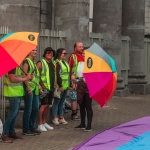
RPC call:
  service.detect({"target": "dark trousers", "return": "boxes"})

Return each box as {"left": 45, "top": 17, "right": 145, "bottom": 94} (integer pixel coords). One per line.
{"left": 79, "top": 93, "right": 93, "bottom": 128}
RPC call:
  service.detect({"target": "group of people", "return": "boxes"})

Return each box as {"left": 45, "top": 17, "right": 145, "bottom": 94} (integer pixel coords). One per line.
{"left": 1, "top": 42, "right": 93, "bottom": 143}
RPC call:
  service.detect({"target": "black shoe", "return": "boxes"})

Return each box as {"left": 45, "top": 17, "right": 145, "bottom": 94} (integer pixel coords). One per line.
{"left": 84, "top": 126, "right": 92, "bottom": 132}
{"left": 75, "top": 124, "right": 86, "bottom": 129}
{"left": 30, "top": 129, "right": 41, "bottom": 135}
{"left": 22, "top": 130, "right": 35, "bottom": 136}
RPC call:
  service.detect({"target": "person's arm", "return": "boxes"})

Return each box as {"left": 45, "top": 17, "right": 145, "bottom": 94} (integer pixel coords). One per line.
{"left": 56, "top": 63, "right": 63, "bottom": 91}
{"left": 36, "top": 61, "right": 47, "bottom": 90}
{"left": 68, "top": 55, "right": 74, "bottom": 75}
{"left": 22, "top": 61, "right": 32, "bottom": 95}
{"left": 8, "top": 74, "right": 32, "bottom": 83}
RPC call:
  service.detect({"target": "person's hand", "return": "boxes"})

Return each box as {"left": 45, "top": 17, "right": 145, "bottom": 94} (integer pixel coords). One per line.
{"left": 59, "top": 87, "right": 64, "bottom": 92}
{"left": 71, "top": 74, "right": 76, "bottom": 81}
{"left": 25, "top": 74, "right": 34, "bottom": 81}
{"left": 28, "top": 89, "right": 32, "bottom": 95}
{"left": 69, "top": 87, "right": 73, "bottom": 90}
{"left": 54, "top": 84, "right": 57, "bottom": 89}
{"left": 39, "top": 89, "right": 44, "bottom": 95}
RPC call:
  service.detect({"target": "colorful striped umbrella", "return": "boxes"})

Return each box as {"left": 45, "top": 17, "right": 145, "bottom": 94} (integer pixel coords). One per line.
{"left": 83, "top": 43, "right": 117, "bottom": 107}
{"left": 0, "top": 32, "right": 39, "bottom": 77}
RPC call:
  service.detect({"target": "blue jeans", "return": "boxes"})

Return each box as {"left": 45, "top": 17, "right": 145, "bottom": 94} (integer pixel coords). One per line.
{"left": 52, "top": 90, "right": 67, "bottom": 116}
{"left": 3, "top": 97, "right": 21, "bottom": 135}
{"left": 23, "top": 90, "right": 39, "bottom": 131}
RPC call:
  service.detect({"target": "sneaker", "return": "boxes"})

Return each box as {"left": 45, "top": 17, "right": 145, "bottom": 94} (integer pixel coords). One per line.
{"left": 59, "top": 118, "right": 68, "bottom": 125}
{"left": 43, "top": 123, "right": 54, "bottom": 130}
{"left": 84, "top": 126, "right": 92, "bottom": 132}
{"left": 52, "top": 118, "right": 59, "bottom": 125}
{"left": 30, "top": 129, "right": 41, "bottom": 135}
{"left": 1, "top": 134, "right": 13, "bottom": 143}
{"left": 38, "top": 124, "right": 47, "bottom": 132}
{"left": 75, "top": 124, "right": 86, "bottom": 130}
{"left": 8, "top": 133, "right": 22, "bottom": 140}
{"left": 22, "top": 130, "right": 35, "bottom": 136}
{"left": 71, "top": 114, "right": 80, "bottom": 121}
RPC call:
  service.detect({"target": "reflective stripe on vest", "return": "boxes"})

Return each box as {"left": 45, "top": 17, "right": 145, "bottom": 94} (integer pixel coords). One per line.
{"left": 56, "top": 59, "right": 70, "bottom": 90}
{"left": 4, "top": 67, "right": 24, "bottom": 97}
{"left": 26, "top": 58, "right": 40, "bottom": 95}
{"left": 71, "top": 54, "right": 78, "bottom": 74}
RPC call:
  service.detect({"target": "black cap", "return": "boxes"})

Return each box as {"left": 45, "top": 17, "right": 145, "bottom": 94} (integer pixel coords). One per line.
{"left": 43, "top": 47, "right": 55, "bottom": 57}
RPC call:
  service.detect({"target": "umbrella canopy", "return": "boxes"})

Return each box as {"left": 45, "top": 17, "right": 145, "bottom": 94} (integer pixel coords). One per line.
{"left": 0, "top": 32, "right": 39, "bottom": 77}
{"left": 83, "top": 43, "right": 117, "bottom": 107}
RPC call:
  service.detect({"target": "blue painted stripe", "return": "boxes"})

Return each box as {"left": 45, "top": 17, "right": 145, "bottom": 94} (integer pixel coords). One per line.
{"left": 0, "top": 32, "right": 15, "bottom": 42}
{"left": 115, "top": 131, "right": 150, "bottom": 150}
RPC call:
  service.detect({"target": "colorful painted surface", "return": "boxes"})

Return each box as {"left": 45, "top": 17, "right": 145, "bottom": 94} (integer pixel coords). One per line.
{"left": 73, "top": 116, "right": 150, "bottom": 150}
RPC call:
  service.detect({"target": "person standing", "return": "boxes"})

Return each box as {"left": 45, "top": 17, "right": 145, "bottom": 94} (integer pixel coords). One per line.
{"left": 22, "top": 48, "right": 41, "bottom": 136}
{"left": 68, "top": 42, "right": 84, "bottom": 120}
{"left": 1, "top": 67, "right": 33, "bottom": 143}
{"left": 36, "top": 47, "right": 56, "bottom": 132}
{"left": 75, "top": 48, "right": 93, "bottom": 131}
{"left": 52, "top": 48, "right": 70, "bottom": 125}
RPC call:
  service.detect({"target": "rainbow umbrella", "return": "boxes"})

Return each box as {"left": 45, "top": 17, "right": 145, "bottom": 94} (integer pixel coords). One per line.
{"left": 83, "top": 43, "right": 117, "bottom": 107}
{"left": 0, "top": 32, "right": 39, "bottom": 77}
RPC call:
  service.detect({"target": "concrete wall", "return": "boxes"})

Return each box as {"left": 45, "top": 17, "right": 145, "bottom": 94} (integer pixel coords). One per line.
{"left": 54, "top": 0, "right": 89, "bottom": 54}
{"left": 92, "top": 0, "right": 122, "bottom": 76}
{"left": 0, "top": 0, "right": 40, "bottom": 32}
{"left": 122, "top": 0, "right": 145, "bottom": 77}
{"left": 145, "top": 0, "right": 150, "bottom": 35}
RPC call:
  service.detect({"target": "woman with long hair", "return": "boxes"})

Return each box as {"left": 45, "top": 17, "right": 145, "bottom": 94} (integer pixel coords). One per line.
{"left": 22, "top": 47, "right": 42, "bottom": 135}
{"left": 52, "top": 48, "right": 70, "bottom": 125}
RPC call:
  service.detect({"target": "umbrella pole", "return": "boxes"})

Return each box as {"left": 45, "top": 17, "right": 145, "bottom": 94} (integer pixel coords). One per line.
{"left": 19, "top": 67, "right": 28, "bottom": 75}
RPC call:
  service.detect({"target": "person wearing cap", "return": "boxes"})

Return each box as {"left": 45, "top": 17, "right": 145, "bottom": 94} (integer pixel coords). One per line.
{"left": 36, "top": 47, "right": 57, "bottom": 131}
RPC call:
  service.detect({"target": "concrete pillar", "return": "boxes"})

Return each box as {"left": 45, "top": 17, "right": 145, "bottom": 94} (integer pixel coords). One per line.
{"left": 54, "top": 0, "right": 89, "bottom": 54}
{"left": 0, "top": 0, "right": 40, "bottom": 32}
{"left": 93, "top": 0, "right": 128, "bottom": 96}
{"left": 122, "top": 0, "right": 148, "bottom": 94}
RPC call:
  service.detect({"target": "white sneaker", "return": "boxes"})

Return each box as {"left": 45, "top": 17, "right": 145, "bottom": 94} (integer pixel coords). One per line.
{"left": 59, "top": 118, "right": 68, "bottom": 125}
{"left": 52, "top": 118, "right": 59, "bottom": 125}
{"left": 43, "top": 123, "right": 54, "bottom": 130}
{"left": 38, "top": 124, "right": 47, "bottom": 132}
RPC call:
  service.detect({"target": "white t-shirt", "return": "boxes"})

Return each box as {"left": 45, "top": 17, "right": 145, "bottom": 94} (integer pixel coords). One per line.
{"left": 77, "top": 62, "right": 84, "bottom": 78}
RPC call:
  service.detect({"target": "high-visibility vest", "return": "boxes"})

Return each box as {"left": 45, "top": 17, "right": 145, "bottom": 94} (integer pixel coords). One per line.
{"left": 55, "top": 59, "right": 70, "bottom": 90}
{"left": 40, "top": 59, "right": 56, "bottom": 90}
{"left": 4, "top": 67, "right": 24, "bottom": 97}
{"left": 71, "top": 54, "right": 78, "bottom": 74}
{"left": 26, "top": 58, "right": 40, "bottom": 95}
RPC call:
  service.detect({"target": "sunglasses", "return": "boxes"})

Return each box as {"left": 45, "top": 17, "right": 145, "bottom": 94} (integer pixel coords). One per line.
{"left": 46, "top": 51, "right": 53, "bottom": 55}
{"left": 62, "top": 53, "right": 67, "bottom": 55}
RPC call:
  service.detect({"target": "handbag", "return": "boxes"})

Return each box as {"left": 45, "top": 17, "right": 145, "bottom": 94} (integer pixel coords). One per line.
{"left": 54, "top": 85, "right": 61, "bottom": 98}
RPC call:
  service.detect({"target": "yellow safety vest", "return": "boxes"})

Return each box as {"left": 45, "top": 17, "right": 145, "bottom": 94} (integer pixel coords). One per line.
{"left": 40, "top": 59, "right": 56, "bottom": 90}
{"left": 4, "top": 67, "right": 24, "bottom": 97}
{"left": 71, "top": 54, "right": 78, "bottom": 74}
{"left": 55, "top": 59, "right": 70, "bottom": 90}
{"left": 26, "top": 58, "right": 40, "bottom": 95}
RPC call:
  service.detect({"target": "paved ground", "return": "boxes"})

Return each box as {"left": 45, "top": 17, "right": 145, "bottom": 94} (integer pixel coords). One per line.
{"left": 0, "top": 94, "right": 150, "bottom": 150}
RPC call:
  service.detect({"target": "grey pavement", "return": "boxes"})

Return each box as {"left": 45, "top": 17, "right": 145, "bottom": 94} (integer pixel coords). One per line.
{"left": 0, "top": 94, "right": 150, "bottom": 150}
